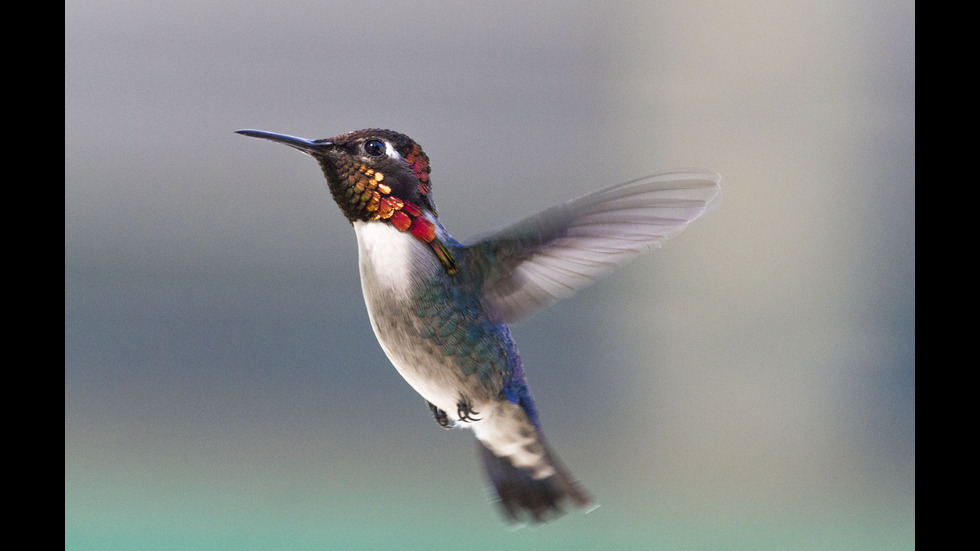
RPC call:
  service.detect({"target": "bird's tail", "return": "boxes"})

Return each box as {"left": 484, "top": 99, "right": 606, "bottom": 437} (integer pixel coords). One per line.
{"left": 476, "top": 435, "right": 592, "bottom": 524}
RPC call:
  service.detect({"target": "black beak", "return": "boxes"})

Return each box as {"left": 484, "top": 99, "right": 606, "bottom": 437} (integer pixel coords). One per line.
{"left": 235, "top": 129, "right": 332, "bottom": 155}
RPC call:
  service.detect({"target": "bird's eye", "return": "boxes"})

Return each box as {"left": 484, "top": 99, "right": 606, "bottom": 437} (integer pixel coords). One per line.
{"left": 363, "top": 139, "right": 385, "bottom": 157}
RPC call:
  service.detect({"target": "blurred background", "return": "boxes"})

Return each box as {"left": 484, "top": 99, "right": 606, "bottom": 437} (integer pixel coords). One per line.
{"left": 65, "top": 1, "right": 914, "bottom": 549}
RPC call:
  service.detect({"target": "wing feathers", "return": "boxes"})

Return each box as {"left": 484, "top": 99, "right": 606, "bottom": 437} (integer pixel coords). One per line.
{"left": 470, "top": 172, "right": 720, "bottom": 322}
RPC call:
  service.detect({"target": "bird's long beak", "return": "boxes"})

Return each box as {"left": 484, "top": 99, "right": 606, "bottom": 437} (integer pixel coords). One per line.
{"left": 235, "top": 129, "right": 332, "bottom": 155}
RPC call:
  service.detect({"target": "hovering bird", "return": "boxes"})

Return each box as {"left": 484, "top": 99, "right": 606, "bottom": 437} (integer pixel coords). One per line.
{"left": 237, "top": 128, "right": 720, "bottom": 524}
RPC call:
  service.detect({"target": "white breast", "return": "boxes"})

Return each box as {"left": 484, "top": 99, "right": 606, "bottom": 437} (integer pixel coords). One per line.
{"left": 352, "top": 220, "right": 462, "bottom": 413}
{"left": 352, "top": 220, "right": 429, "bottom": 298}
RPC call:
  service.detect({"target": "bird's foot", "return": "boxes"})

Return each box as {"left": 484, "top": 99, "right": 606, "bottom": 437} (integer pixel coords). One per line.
{"left": 456, "top": 398, "right": 482, "bottom": 423}
{"left": 428, "top": 401, "right": 453, "bottom": 429}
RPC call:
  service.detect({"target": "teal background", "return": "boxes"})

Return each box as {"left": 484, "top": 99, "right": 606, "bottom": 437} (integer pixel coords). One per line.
{"left": 66, "top": 1, "right": 914, "bottom": 549}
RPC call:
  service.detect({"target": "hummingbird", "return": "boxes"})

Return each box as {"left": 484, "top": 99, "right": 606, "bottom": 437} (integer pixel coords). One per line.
{"left": 236, "top": 128, "right": 720, "bottom": 524}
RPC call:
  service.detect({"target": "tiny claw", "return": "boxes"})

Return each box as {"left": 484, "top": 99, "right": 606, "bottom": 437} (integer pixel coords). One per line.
{"left": 428, "top": 401, "right": 452, "bottom": 429}
{"left": 457, "top": 398, "right": 482, "bottom": 423}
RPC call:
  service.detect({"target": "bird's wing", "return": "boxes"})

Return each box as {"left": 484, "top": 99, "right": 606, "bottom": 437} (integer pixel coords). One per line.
{"left": 467, "top": 171, "right": 721, "bottom": 323}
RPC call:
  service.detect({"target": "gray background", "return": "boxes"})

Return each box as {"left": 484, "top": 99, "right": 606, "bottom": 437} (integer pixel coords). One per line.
{"left": 66, "top": 1, "right": 914, "bottom": 549}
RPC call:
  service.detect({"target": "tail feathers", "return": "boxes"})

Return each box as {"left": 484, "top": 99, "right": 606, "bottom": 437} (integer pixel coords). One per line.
{"left": 476, "top": 439, "right": 592, "bottom": 524}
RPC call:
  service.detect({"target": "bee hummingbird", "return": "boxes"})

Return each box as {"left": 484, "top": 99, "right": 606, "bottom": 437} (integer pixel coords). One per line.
{"left": 236, "top": 128, "right": 720, "bottom": 524}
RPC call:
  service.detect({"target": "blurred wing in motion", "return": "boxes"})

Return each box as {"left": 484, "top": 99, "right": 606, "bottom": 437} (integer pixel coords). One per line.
{"left": 468, "top": 171, "right": 721, "bottom": 323}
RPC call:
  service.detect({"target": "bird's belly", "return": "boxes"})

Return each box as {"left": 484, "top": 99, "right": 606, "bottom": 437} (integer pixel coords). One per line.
{"left": 353, "top": 221, "right": 503, "bottom": 417}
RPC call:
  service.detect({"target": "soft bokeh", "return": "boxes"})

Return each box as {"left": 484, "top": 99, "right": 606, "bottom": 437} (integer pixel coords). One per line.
{"left": 66, "top": 1, "right": 914, "bottom": 549}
